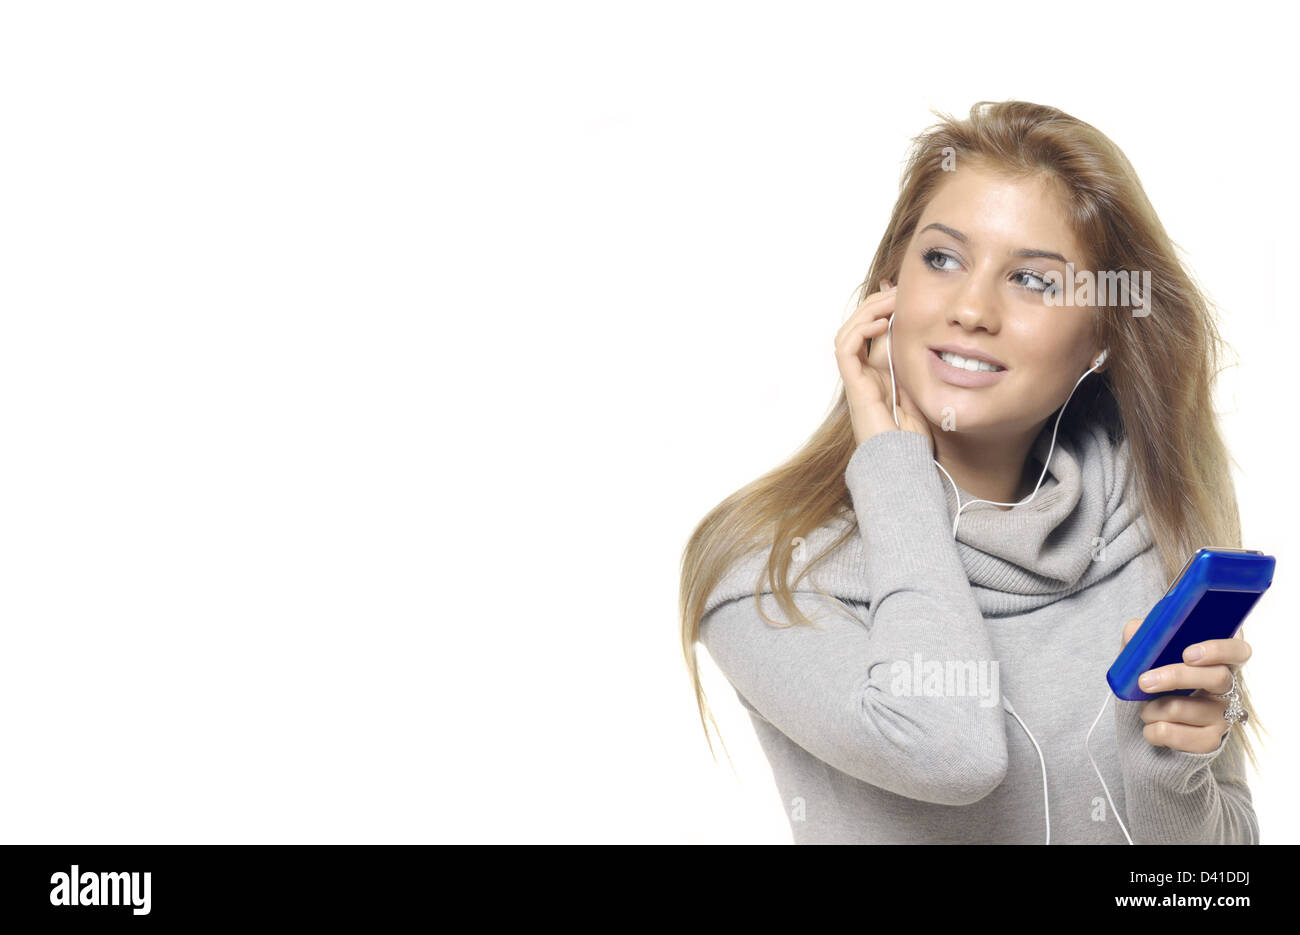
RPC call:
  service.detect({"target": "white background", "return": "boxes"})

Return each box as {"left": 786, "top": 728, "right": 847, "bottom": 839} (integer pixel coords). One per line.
{"left": 1, "top": 1, "right": 1295, "bottom": 843}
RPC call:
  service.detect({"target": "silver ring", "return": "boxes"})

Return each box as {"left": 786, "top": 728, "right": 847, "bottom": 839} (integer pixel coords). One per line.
{"left": 1208, "top": 668, "right": 1247, "bottom": 725}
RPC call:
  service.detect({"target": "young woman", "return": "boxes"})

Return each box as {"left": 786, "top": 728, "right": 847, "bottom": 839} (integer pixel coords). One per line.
{"left": 679, "top": 100, "right": 1262, "bottom": 844}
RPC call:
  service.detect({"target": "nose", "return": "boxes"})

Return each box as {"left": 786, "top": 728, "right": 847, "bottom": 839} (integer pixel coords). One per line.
{"left": 948, "top": 272, "right": 1002, "bottom": 334}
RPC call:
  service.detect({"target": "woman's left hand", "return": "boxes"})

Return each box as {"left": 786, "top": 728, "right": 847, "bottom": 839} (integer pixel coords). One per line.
{"left": 1120, "top": 617, "right": 1252, "bottom": 754}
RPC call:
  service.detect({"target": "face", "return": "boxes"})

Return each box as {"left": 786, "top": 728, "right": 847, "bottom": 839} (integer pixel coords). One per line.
{"left": 871, "top": 163, "right": 1102, "bottom": 440}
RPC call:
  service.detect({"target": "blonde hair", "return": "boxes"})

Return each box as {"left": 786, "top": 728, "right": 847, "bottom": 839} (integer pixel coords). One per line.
{"left": 678, "top": 99, "right": 1264, "bottom": 783}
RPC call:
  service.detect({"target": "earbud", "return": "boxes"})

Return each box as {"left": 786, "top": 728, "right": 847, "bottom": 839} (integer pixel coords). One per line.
{"left": 1093, "top": 349, "right": 1109, "bottom": 369}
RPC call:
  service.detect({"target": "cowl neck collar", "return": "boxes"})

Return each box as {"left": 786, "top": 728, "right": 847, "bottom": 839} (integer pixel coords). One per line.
{"left": 702, "top": 419, "right": 1154, "bottom": 620}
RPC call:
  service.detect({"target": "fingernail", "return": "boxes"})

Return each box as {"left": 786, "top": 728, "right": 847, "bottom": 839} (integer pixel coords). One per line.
{"left": 1185, "top": 644, "right": 1203, "bottom": 661}
{"left": 1139, "top": 672, "right": 1159, "bottom": 690}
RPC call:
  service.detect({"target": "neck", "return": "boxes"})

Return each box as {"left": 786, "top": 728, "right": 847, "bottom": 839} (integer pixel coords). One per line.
{"left": 929, "top": 421, "right": 1049, "bottom": 510}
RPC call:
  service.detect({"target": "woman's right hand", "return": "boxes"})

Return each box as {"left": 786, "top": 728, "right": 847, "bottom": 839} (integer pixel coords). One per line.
{"left": 835, "top": 279, "right": 930, "bottom": 447}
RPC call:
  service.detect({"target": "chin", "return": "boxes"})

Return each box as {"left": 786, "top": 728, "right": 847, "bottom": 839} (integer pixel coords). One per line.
{"left": 918, "top": 394, "right": 992, "bottom": 435}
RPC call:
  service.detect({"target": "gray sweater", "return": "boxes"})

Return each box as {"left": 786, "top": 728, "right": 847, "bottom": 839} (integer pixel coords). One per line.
{"left": 699, "top": 424, "right": 1258, "bottom": 844}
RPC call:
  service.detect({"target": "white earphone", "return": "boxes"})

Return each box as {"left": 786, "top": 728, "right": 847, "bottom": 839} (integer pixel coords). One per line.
{"left": 881, "top": 305, "right": 1131, "bottom": 844}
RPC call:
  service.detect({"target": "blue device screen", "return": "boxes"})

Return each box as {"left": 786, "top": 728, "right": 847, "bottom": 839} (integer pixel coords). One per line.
{"left": 1106, "top": 548, "right": 1275, "bottom": 701}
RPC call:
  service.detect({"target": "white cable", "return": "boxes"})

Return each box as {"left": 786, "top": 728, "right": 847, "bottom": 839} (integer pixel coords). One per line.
{"left": 1001, "top": 695, "right": 1051, "bottom": 845}
{"left": 1002, "top": 691, "right": 1135, "bottom": 845}
{"left": 1085, "top": 691, "right": 1135, "bottom": 844}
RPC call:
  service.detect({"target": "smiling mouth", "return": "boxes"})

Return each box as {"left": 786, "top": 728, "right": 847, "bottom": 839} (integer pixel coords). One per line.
{"left": 932, "top": 349, "right": 1006, "bottom": 372}
{"left": 926, "top": 348, "right": 1009, "bottom": 388}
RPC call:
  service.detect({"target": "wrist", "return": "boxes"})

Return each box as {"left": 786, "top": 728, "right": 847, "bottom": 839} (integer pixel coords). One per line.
{"left": 856, "top": 410, "right": 900, "bottom": 445}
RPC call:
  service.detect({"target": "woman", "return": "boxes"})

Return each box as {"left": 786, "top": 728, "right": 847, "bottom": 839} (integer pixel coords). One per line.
{"left": 678, "top": 100, "right": 1263, "bottom": 844}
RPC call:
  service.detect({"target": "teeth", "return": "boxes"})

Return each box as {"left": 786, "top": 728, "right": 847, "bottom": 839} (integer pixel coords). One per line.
{"left": 939, "top": 351, "right": 1003, "bottom": 372}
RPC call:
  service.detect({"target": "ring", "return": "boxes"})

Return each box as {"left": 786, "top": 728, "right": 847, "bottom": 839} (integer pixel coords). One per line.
{"left": 1208, "top": 668, "right": 1248, "bottom": 725}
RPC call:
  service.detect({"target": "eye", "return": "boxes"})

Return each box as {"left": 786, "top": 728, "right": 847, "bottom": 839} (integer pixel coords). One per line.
{"left": 922, "top": 247, "right": 1057, "bottom": 295}
{"left": 921, "top": 247, "right": 959, "bottom": 272}
{"left": 1012, "top": 269, "right": 1052, "bottom": 294}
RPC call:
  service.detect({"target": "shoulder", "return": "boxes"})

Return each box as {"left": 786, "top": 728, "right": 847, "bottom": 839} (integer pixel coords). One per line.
{"left": 700, "top": 514, "right": 861, "bottom": 628}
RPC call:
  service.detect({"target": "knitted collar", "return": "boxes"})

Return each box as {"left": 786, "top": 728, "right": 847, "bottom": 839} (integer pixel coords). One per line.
{"left": 702, "top": 419, "right": 1155, "bottom": 620}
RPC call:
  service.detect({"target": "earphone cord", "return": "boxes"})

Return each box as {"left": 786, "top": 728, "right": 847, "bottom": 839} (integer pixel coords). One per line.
{"left": 878, "top": 314, "right": 1127, "bottom": 842}
{"left": 1003, "top": 689, "right": 1134, "bottom": 845}
{"left": 1085, "top": 691, "right": 1135, "bottom": 845}
{"left": 885, "top": 313, "right": 1101, "bottom": 539}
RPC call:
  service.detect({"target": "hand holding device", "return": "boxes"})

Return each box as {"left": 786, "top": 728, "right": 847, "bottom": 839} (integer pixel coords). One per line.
{"left": 1108, "top": 548, "right": 1274, "bottom": 702}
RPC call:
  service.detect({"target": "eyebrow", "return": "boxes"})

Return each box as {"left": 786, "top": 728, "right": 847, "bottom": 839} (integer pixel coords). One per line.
{"left": 919, "top": 222, "right": 1069, "bottom": 264}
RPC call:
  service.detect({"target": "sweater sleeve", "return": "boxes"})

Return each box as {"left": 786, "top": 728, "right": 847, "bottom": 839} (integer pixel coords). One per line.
{"left": 698, "top": 429, "right": 1009, "bottom": 806}
{"left": 1112, "top": 697, "right": 1259, "bottom": 843}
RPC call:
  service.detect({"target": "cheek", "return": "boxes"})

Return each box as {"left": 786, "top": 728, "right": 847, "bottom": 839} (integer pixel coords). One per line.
{"left": 1012, "top": 369, "right": 1077, "bottom": 417}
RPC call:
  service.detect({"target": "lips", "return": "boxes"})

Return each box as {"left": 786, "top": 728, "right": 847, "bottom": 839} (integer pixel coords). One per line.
{"left": 926, "top": 347, "right": 1008, "bottom": 388}
{"left": 928, "top": 344, "right": 1008, "bottom": 370}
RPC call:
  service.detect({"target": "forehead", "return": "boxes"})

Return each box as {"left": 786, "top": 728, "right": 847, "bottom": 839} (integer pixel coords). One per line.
{"left": 916, "top": 164, "right": 1084, "bottom": 263}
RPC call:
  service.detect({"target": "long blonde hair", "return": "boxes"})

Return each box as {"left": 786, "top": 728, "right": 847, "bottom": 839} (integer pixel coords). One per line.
{"left": 678, "top": 100, "right": 1264, "bottom": 782}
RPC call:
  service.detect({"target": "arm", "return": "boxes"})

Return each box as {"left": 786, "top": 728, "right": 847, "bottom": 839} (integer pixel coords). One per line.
{"left": 699, "top": 429, "right": 1009, "bottom": 806}
{"left": 1113, "top": 700, "right": 1259, "bottom": 843}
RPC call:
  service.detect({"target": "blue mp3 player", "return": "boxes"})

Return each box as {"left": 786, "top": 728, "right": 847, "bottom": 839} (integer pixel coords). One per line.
{"left": 1107, "top": 548, "right": 1275, "bottom": 701}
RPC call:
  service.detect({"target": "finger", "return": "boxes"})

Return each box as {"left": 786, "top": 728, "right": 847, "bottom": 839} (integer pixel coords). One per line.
{"left": 1120, "top": 617, "right": 1142, "bottom": 647}
{"left": 1140, "top": 694, "right": 1228, "bottom": 728}
{"left": 834, "top": 317, "right": 891, "bottom": 371}
{"left": 836, "top": 286, "right": 897, "bottom": 347}
{"left": 865, "top": 321, "right": 895, "bottom": 370}
{"left": 836, "top": 296, "right": 894, "bottom": 353}
{"left": 1138, "top": 661, "right": 1235, "bottom": 695}
{"left": 1141, "top": 719, "right": 1231, "bottom": 754}
{"left": 1182, "top": 636, "right": 1253, "bottom": 667}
